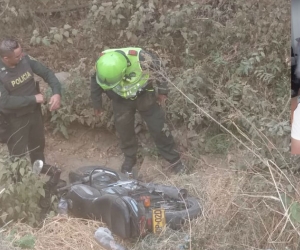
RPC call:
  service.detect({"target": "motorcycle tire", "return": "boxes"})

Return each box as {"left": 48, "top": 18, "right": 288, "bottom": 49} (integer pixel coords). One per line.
{"left": 163, "top": 196, "right": 201, "bottom": 230}
{"left": 69, "top": 165, "right": 125, "bottom": 184}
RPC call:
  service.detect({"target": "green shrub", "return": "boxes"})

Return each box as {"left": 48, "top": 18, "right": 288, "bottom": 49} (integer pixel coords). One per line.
{"left": 0, "top": 157, "right": 45, "bottom": 227}
{"left": 31, "top": 0, "right": 290, "bottom": 168}
{"left": 42, "top": 71, "right": 114, "bottom": 139}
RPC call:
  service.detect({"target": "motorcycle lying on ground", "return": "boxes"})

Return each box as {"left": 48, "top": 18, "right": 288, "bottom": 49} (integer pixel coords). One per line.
{"left": 34, "top": 161, "right": 202, "bottom": 240}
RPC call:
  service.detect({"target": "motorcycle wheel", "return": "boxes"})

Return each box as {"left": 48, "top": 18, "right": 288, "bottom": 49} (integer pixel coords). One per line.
{"left": 146, "top": 196, "right": 201, "bottom": 230}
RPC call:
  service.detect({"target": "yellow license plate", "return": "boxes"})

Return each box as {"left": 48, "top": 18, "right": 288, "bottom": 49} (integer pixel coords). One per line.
{"left": 152, "top": 208, "right": 166, "bottom": 233}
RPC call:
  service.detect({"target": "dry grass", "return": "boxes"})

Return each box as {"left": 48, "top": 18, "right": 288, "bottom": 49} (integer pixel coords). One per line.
{"left": 3, "top": 216, "right": 129, "bottom": 250}
{"left": 1, "top": 155, "right": 299, "bottom": 250}
{"left": 191, "top": 163, "right": 299, "bottom": 250}
{"left": 132, "top": 155, "right": 300, "bottom": 250}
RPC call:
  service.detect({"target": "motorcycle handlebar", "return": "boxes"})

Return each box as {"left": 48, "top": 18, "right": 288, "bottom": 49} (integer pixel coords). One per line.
{"left": 56, "top": 171, "right": 105, "bottom": 193}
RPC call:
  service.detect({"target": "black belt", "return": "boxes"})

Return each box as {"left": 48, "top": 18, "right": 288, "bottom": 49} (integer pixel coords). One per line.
{"left": 129, "top": 87, "right": 154, "bottom": 100}
{"left": 7, "top": 104, "right": 38, "bottom": 118}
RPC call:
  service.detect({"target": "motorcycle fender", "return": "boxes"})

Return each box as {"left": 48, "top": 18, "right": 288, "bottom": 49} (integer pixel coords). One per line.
{"left": 121, "top": 196, "right": 146, "bottom": 237}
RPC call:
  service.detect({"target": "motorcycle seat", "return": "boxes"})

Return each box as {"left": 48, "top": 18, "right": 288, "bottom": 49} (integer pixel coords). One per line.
{"left": 92, "top": 194, "right": 131, "bottom": 239}
{"left": 70, "top": 184, "right": 102, "bottom": 198}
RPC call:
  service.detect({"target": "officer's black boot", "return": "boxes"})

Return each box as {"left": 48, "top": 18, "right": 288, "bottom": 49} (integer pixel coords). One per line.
{"left": 41, "top": 164, "right": 61, "bottom": 186}
{"left": 121, "top": 156, "right": 137, "bottom": 174}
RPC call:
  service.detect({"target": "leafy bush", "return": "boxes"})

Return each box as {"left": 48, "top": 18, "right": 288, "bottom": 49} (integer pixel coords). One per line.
{"left": 156, "top": 0, "right": 290, "bottom": 167}
{"left": 0, "top": 157, "right": 45, "bottom": 227}
{"left": 42, "top": 70, "right": 114, "bottom": 139}
{"left": 30, "top": 24, "right": 79, "bottom": 46}
{"left": 34, "top": 0, "right": 290, "bottom": 169}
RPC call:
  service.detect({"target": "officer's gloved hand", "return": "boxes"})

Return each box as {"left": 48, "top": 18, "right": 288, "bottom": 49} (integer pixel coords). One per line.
{"left": 157, "top": 94, "right": 167, "bottom": 107}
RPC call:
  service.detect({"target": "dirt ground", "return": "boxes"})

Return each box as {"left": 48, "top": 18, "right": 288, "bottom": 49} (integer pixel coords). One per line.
{"left": 43, "top": 123, "right": 230, "bottom": 182}
{"left": 0, "top": 107, "right": 228, "bottom": 181}
{"left": 43, "top": 123, "right": 235, "bottom": 181}
{"left": 44, "top": 125, "right": 123, "bottom": 180}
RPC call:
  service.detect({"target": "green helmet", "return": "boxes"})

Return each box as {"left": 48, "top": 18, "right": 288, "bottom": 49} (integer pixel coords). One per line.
{"left": 95, "top": 52, "right": 127, "bottom": 90}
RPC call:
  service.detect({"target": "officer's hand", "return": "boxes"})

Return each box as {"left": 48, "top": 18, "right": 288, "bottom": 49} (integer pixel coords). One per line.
{"left": 157, "top": 94, "right": 167, "bottom": 107}
{"left": 94, "top": 109, "right": 104, "bottom": 116}
{"left": 35, "top": 94, "right": 44, "bottom": 104}
{"left": 49, "top": 94, "right": 61, "bottom": 111}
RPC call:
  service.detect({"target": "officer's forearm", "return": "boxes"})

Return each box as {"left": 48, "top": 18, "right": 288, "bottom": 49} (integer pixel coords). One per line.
{"left": 28, "top": 56, "right": 61, "bottom": 95}
{"left": 91, "top": 74, "right": 103, "bottom": 109}
{"left": 43, "top": 71, "right": 61, "bottom": 95}
{"left": 37, "top": 70, "right": 61, "bottom": 95}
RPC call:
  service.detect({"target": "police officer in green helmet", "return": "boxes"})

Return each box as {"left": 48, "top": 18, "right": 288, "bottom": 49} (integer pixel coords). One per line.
{"left": 91, "top": 47, "right": 185, "bottom": 174}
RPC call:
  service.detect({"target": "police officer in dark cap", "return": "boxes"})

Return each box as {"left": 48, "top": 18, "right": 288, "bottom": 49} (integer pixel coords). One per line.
{"left": 0, "top": 37, "right": 61, "bottom": 164}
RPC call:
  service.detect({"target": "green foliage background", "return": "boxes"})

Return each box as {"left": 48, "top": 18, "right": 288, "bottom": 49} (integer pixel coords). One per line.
{"left": 0, "top": 1, "right": 293, "bottom": 248}
{"left": 0, "top": 157, "right": 46, "bottom": 227}
{"left": 29, "top": 0, "right": 290, "bottom": 167}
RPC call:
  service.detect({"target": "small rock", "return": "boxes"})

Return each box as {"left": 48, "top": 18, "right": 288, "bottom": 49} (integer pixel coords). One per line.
{"left": 55, "top": 72, "right": 71, "bottom": 85}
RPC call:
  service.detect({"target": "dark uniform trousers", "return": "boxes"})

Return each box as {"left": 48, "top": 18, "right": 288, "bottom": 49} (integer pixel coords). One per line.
{"left": 112, "top": 90, "right": 180, "bottom": 163}
{"left": 6, "top": 107, "right": 45, "bottom": 164}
